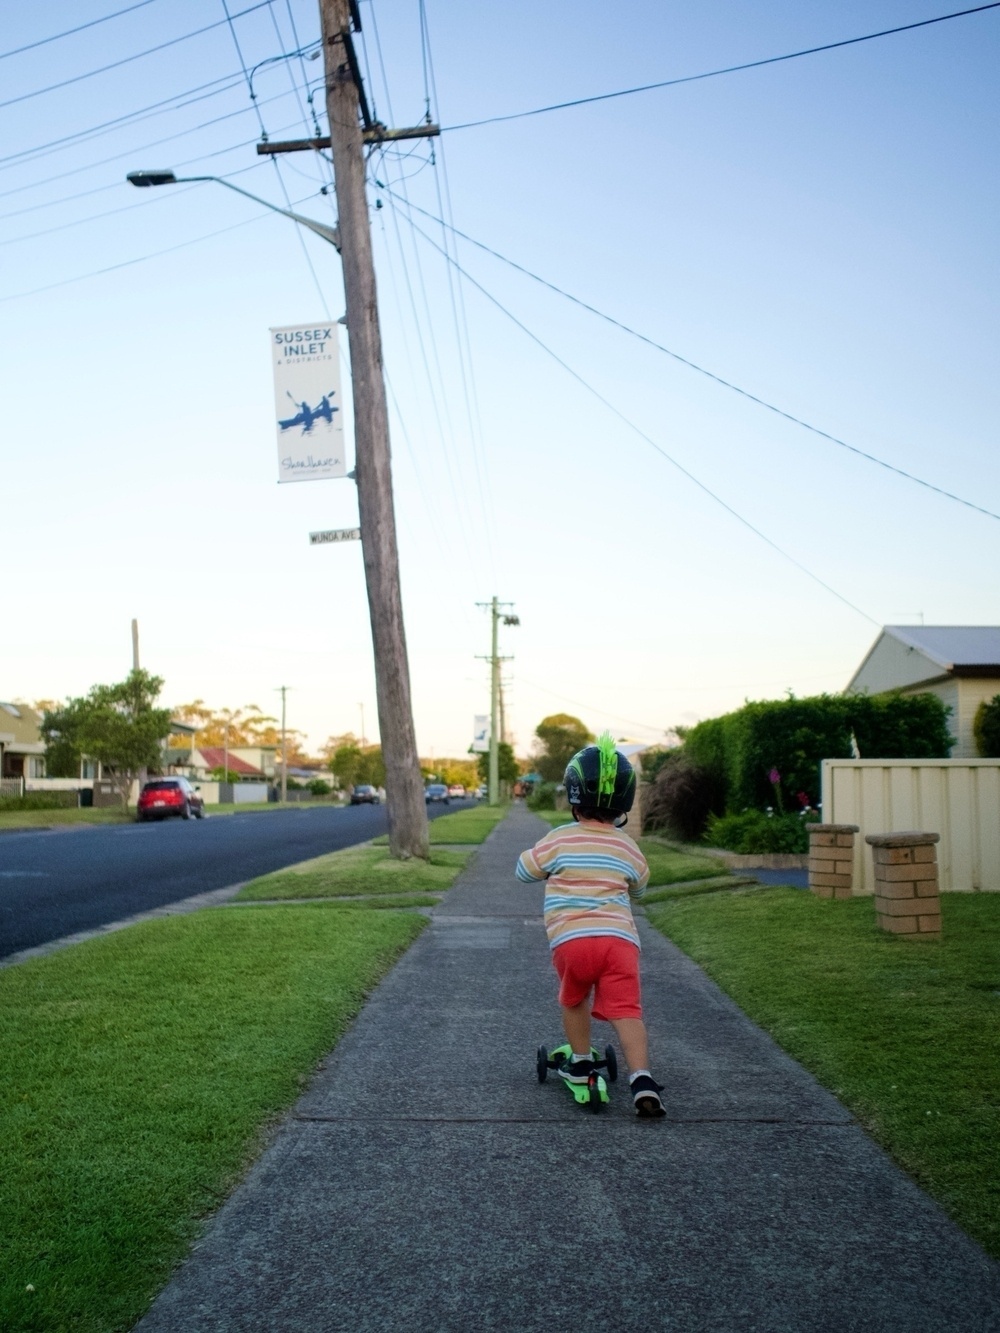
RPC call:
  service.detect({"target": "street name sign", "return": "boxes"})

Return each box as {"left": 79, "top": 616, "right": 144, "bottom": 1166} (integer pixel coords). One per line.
{"left": 309, "top": 527, "right": 361, "bottom": 545}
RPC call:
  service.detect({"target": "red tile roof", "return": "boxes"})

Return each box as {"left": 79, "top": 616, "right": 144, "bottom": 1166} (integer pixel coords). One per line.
{"left": 197, "top": 748, "right": 263, "bottom": 777}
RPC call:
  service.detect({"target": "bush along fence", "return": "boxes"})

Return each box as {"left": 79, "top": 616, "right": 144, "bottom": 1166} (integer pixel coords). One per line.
{"left": 643, "top": 691, "right": 953, "bottom": 847}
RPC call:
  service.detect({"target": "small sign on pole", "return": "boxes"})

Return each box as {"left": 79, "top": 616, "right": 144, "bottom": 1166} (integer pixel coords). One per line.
{"left": 471, "top": 715, "right": 490, "bottom": 753}
{"left": 309, "top": 527, "right": 361, "bottom": 545}
{"left": 271, "top": 322, "right": 347, "bottom": 483}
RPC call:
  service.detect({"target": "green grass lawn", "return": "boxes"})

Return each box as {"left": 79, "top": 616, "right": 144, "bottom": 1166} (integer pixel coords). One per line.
{"left": 0, "top": 807, "right": 132, "bottom": 831}
{"left": 0, "top": 905, "right": 424, "bottom": 1333}
{"left": 638, "top": 838, "right": 727, "bottom": 887}
{"left": 371, "top": 803, "right": 509, "bottom": 846}
{"left": 236, "top": 841, "right": 471, "bottom": 901}
{"left": 647, "top": 889, "right": 1000, "bottom": 1259}
{"left": 530, "top": 807, "right": 573, "bottom": 827}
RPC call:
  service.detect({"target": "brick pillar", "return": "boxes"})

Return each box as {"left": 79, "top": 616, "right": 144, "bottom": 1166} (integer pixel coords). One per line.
{"left": 808, "top": 824, "right": 859, "bottom": 898}
{"left": 865, "top": 832, "right": 942, "bottom": 940}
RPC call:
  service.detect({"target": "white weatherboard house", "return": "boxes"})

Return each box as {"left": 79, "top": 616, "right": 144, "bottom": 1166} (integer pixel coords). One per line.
{"left": 846, "top": 626, "right": 1000, "bottom": 758}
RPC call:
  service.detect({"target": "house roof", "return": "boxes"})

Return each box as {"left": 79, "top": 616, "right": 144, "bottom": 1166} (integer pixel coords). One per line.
{"left": 197, "top": 747, "right": 263, "bottom": 777}
{"left": 884, "top": 626, "right": 1000, "bottom": 673}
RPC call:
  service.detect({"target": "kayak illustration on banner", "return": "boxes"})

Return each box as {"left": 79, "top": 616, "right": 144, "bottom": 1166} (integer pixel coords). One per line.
{"left": 278, "top": 391, "right": 339, "bottom": 435}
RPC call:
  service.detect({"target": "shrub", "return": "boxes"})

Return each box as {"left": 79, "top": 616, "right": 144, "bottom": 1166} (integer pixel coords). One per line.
{"left": 0, "top": 791, "right": 80, "bottom": 812}
{"left": 643, "top": 761, "right": 721, "bottom": 842}
{"left": 705, "top": 810, "right": 812, "bottom": 855}
{"left": 683, "top": 691, "right": 952, "bottom": 812}
{"left": 526, "top": 782, "right": 558, "bottom": 811}
{"left": 973, "top": 695, "right": 1000, "bottom": 757}
{"left": 307, "top": 778, "right": 332, "bottom": 797}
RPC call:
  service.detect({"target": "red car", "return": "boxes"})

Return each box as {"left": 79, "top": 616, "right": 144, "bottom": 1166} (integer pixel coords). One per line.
{"left": 137, "top": 777, "right": 205, "bottom": 822}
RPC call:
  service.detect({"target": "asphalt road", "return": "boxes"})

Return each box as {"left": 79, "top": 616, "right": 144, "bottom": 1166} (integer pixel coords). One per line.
{"left": 0, "top": 801, "right": 471, "bottom": 959}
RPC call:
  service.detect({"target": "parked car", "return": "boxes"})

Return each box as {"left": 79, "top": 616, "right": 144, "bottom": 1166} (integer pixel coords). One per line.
{"left": 137, "top": 777, "right": 204, "bottom": 822}
{"left": 477, "top": 784, "right": 488, "bottom": 799}
{"left": 350, "top": 784, "right": 380, "bottom": 805}
{"left": 447, "top": 784, "right": 466, "bottom": 799}
{"left": 425, "top": 783, "right": 450, "bottom": 803}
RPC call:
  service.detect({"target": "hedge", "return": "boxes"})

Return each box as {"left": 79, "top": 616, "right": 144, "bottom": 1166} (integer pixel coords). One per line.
{"left": 683, "top": 692, "right": 952, "bottom": 813}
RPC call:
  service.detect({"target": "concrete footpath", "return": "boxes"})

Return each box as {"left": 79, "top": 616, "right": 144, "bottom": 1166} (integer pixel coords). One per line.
{"left": 137, "top": 807, "right": 1000, "bottom": 1332}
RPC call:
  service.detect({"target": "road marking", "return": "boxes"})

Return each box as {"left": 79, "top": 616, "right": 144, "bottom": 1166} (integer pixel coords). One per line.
{"left": 0, "top": 882, "right": 246, "bottom": 969}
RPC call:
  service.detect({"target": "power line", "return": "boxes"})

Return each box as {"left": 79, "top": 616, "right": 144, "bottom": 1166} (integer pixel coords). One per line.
{"left": 0, "top": 0, "right": 163, "bottom": 61}
{"left": 395, "top": 204, "right": 879, "bottom": 626}
{"left": 516, "top": 677, "right": 666, "bottom": 737}
{"left": 384, "top": 191, "right": 1000, "bottom": 526}
{"left": 0, "top": 185, "right": 325, "bottom": 304}
{"left": 0, "top": 2, "right": 275, "bottom": 113}
{"left": 443, "top": 3, "right": 1000, "bottom": 132}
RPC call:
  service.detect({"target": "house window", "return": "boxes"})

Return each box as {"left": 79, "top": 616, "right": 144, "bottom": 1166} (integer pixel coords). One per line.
{"left": 81, "top": 759, "right": 98, "bottom": 779}
{"left": 28, "top": 756, "right": 46, "bottom": 779}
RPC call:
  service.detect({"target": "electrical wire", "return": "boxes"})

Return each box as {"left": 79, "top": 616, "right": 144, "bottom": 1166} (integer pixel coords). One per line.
{"left": 395, "top": 204, "right": 879, "bottom": 626}
{"left": 0, "top": 0, "right": 163, "bottom": 61}
{"left": 516, "top": 678, "right": 667, "bottom": 737}
{"left": 220, "top": 0, "right": 331, "bottom": 318}
{"left": 384, "top": 190, "right": 1000, "bottom": 527}
{"left": 443, "top": 3, "right": 1000, "bottom": 132}
{"left": 0, "top": 185, "right": 327, "bottom": 304}
{"left": 0, "top": 2, "right": 275, "bottom": 113}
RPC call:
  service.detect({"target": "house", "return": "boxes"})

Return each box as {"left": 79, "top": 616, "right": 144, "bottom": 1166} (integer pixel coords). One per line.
{"left": 0, "top": 701, "right": 46, "bottom": 788}
{"left": 846, "top": 626, "right": 1000, "bottom": 758}
{"left": 189, "top": 748, "right": 268, "bottom": 780}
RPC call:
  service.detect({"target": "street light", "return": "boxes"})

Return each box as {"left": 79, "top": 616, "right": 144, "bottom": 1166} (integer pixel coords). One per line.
{"left": 126, "top": 171, "right": 341, "bottom": 250}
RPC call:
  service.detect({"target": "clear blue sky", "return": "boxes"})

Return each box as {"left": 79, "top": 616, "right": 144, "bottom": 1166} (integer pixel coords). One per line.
{"left": 2, "top": 1, "right": 998, "bottom": 755}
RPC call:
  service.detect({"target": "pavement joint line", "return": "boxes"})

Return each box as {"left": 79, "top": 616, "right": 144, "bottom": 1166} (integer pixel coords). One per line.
{"left": 0, "top": 881, "right": 247, "bottom": 969}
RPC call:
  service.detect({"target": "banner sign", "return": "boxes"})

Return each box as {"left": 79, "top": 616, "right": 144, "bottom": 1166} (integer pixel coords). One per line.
{"left": 472, "top": 715, "right": 490, "bottom": 753}
{"left": 309, "top": 528, "right": 361, "bottom": 545}
{"left": 270, "top": 322, "right": 347, "bottom": 483}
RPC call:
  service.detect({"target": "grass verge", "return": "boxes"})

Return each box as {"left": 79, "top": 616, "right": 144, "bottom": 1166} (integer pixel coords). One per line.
{"left": 236, "top": 841, "right": 471, "bottom": 901}
{"left": 373, "top": 803, "right": 509, "bottom": 846}
{"left": 638, "top": 838, "right": 727, "bottom": 887}
{"left": 0, "top": 808, "right": 132, "bottom": 831}
{"left": 647, "top": 888, "right": 1000, "bottom": 1259}
{"left": 0, "top": 905, "right": 424, "bottom": 1333}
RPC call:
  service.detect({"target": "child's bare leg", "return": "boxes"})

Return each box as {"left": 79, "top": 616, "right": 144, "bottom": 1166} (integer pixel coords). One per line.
{"left": 561, "top": 1000, "right": 592, "bottom": 1053}
{"left": 609, "top": 1017, "right": 649, "bottom": 1072}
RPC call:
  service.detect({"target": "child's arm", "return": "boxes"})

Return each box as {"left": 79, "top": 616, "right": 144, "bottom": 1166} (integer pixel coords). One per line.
{"left": 515, "top": 842, "right": 549, "bottom": 882}
{"left": 627, "top": 852, "right": 651, "bottom": 902}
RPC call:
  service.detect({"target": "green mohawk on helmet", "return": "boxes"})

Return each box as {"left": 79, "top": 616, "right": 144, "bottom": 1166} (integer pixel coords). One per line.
{"left": 597, "top": 731, "right": 619, "bottom": 799}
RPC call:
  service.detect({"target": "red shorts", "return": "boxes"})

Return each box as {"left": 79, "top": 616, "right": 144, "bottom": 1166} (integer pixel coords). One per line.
{"left": 551, "top": 936, "right": 642, "bottom": 1021}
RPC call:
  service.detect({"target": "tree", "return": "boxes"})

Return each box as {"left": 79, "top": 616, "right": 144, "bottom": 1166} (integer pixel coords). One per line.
{"left": 42, "top": 671, "right": 172, "bottom": 808}
{"left": 328, "top": 738, "right": 363, "bottom": 789}
{"left": 39, "top": 697, "right": 90, "bottom": 777}
{"left": 533, "top": 714, "right": 593, "bottom": 782}
{"left": 974, "top": 694, "right": 1000, "bottom": 757}
{"left": 476, "top": 742, "right": 518, "bottom": 784}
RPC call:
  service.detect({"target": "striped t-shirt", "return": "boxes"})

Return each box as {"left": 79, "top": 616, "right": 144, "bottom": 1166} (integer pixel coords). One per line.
{"left": 516, "top": 821, "right": 650, "bottom": 950}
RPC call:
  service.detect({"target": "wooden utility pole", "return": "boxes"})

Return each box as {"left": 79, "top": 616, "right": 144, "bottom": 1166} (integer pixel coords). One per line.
{"left": 319, "top": 0, "right": 428, "bottom": 857}
{"left": 477, "top": 598, "right": 518, "bottom": 805}
{"left": 278, "top": 685, "right": 289, "bottom": 803}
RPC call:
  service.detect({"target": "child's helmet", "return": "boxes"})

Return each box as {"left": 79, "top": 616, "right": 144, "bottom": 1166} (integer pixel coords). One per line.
{"left": 564, "top": 731, "right": 636, "bottom": 813}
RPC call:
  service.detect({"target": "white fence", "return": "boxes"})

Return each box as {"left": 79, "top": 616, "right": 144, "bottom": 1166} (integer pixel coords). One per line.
{"left": 821, "top": 759, "right": 1000, "bottom": 893}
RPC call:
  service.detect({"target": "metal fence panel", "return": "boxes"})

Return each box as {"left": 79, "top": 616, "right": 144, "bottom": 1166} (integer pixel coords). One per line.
{"left": 821, "top": 760, "right": 1000, "bottom": 893}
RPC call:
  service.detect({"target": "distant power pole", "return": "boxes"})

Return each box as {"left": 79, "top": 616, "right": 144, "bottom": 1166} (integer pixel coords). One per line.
{"left": 317, "top": 0, "right": 437, "bottom": 858}
{"left": 278, "top": 685, "right": 289, "bottom": 803}
{"left": 131, "top": 619, "right": 140, "bottom": 672}
{"left": 477, "top": 598, "right": 518, "bottom": 805}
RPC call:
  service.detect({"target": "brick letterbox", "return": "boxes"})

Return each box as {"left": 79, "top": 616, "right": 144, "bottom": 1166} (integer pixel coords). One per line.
{"left": 808, "top": 824, "right": 859, "bottom": 898}
{"left": 864, "top": 832, "right": 942, "bottom": 940}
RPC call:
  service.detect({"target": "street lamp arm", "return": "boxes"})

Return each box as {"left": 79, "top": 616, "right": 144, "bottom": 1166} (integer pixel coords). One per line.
{"left": 126, "top": 170, "right": 340, "bottom": 251}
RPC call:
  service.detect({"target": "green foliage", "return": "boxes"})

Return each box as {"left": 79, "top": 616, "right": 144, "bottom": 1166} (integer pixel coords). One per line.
{"left": 0, "top": 791, "right": 79, "bottom": 812}
{"left": 475, "top": 741, "right": 518, "bottom": 784}
{"left": 683, "top": 691, "right": 953, "bottom": 813}
{"left": 238, "top": 843, "right": 470, "bottom": 900}
{"left": 705, "top": 810, "right": 812, "bottom": 854}
{"left": 643, "top": 759, "right": 722, "bottom": 842}
{"left": 526, "top": 781, "right": 559, "bottom": 810}
{"left": 208, "top": 766, "right": 243, "bottom": 784}
{"left": 533, "top": 713, "right": 593, "bottom": 783}
{"left": 647, "top": 891, "right": 1000, "bottom": 1259}
{"left": 328, "top": 743, "right": 384, "bottom": 790}
{"left": 973, "top": 694, "right": 1000, "bottom": 757}
{"left": 307, "top": 777, "right": 332, "bottom": 796}
{"left": 637, "top": 746, "right": 676, "bottom": 781}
